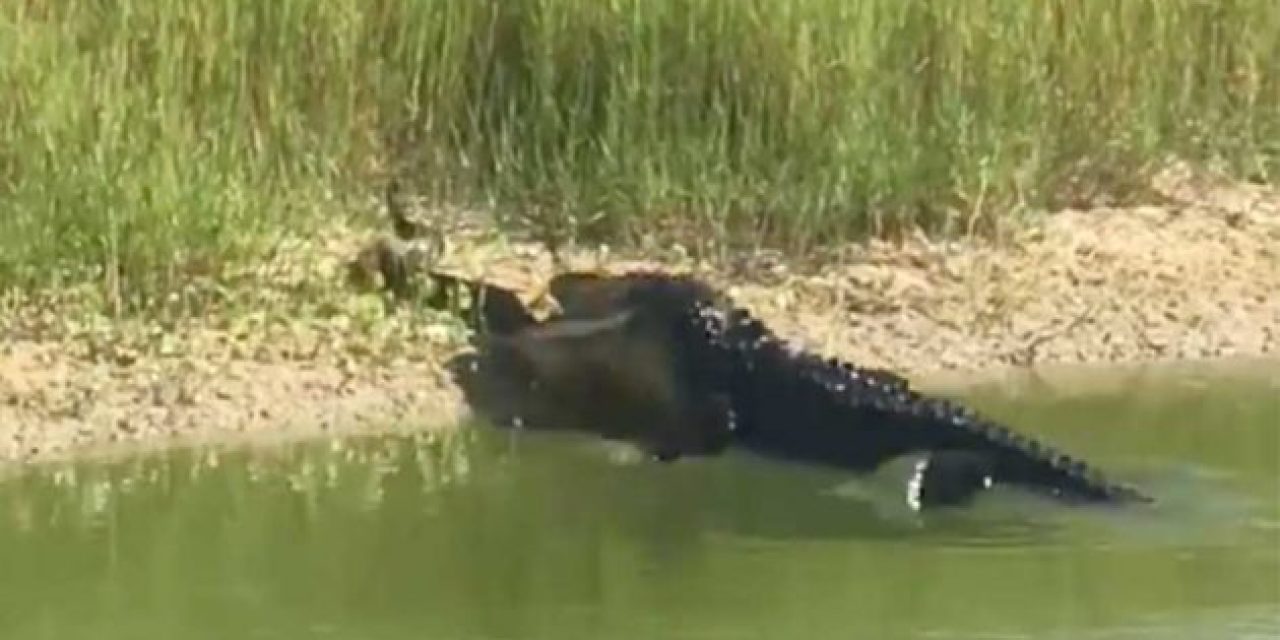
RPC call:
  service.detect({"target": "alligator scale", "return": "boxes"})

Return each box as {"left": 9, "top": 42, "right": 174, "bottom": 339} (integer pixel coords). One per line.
{"left": 423, "top": 268, "right": 1153, "bottom": 511}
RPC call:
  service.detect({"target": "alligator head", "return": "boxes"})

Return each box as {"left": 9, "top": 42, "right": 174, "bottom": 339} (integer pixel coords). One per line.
{"left": 431, "top": 270, "right": 737, "bottom": 462}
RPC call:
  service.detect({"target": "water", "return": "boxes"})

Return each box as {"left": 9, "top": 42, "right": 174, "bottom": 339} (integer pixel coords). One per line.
{"left": 1, "top": 360, "right": 1277, "bottom": 639}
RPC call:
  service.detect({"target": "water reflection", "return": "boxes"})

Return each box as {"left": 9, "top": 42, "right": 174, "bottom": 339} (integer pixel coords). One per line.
{"left": 2, "top": 429, "right": 478, "bottom": 535}
{"left": 0, "top": 428, "right": 1079, "bottom": 550}
{"left": 0, "top": 360, "right": 1276, "bottom": 640}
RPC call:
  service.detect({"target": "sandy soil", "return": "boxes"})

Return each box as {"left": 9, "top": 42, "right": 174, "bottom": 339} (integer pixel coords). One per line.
{"left": 1, "top": 163, "right": 1277, "bottom": 468}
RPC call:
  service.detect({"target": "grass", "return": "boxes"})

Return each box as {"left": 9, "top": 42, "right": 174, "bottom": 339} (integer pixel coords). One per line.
{"left": 1, "top": 0, "right": 1277, "bottom": 315}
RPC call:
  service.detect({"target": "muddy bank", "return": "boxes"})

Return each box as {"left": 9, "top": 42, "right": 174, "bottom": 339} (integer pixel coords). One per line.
{"left": 1, "top": 165, "right": 1277, "bottom": 467}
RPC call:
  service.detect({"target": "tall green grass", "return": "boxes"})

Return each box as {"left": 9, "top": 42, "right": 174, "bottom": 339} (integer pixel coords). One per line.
{"left": 1, "top": 0, "right": 1277, "bottom": 311}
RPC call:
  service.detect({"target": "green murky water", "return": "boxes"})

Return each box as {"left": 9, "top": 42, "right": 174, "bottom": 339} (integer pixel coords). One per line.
{"left": 1, "top": 360, "right": 1277, "bottom": 639}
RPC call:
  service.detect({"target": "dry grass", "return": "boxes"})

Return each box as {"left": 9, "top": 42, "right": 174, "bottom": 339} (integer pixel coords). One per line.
{"left": 1, "top": 0, "right": 1277, "bottom": 315}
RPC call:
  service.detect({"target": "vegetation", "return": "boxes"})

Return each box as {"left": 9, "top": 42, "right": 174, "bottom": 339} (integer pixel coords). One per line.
{"left": 1, "top": 0, "right": 1277, "bottom": 313}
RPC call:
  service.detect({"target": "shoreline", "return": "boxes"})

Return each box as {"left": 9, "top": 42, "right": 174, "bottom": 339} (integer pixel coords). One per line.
{"left": 5, "top": 354, "right": 1276, "bottom": 478}
{"left": 2, "top": 165, "right": 1277, "bottom": 470}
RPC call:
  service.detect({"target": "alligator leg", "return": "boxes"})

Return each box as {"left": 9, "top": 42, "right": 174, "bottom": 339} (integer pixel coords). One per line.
{"left": 901, "top": 450, "right": 999, "bottom": 510}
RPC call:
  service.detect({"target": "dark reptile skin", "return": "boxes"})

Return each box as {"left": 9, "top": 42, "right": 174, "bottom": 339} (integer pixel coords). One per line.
{"left": 432, "top": 269, "right": 1152, "bottom": 508}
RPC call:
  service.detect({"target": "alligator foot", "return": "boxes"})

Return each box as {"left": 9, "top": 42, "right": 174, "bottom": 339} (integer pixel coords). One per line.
{"left": 903, "top": 450, "right": 998, "bottom": 511}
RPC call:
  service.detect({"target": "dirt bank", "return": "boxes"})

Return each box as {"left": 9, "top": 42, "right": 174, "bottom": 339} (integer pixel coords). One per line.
{"left": 2, "top": 164, "right": 1277, "bottom": 468}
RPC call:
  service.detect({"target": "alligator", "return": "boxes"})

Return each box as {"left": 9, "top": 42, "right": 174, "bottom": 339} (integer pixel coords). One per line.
{"left": 420, "top": 268, "right": 1153, "bottom": 510}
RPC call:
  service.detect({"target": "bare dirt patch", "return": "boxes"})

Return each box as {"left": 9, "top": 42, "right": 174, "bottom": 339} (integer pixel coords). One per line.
{"left": 2, "top": 164, "right": 1277, "bottom": 468}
